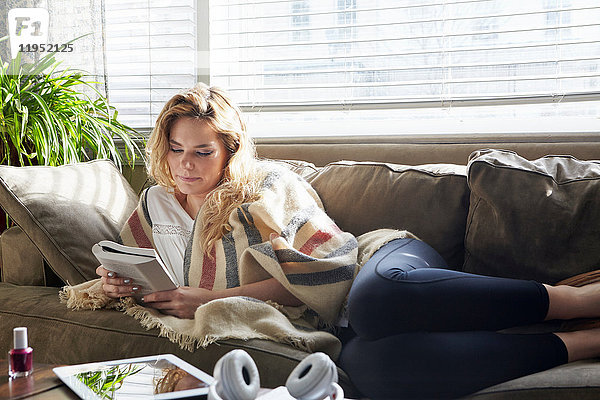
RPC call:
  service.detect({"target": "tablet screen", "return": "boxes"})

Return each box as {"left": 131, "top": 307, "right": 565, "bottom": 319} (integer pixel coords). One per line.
{"left": 53, "top": 354, "right": 213, "bottom": 399}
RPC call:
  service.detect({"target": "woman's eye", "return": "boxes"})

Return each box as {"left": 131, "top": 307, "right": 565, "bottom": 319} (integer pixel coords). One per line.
{"left": 197, "top": 151, "right": 213, "bottom": 157}
{"left": 170, "top": 148, "right": 183, "bottom": 153}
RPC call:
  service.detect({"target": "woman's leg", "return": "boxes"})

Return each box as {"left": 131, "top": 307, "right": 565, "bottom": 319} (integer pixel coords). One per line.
{"left": 339, "top": 330, "right": 568, "bottom": 399}
{"left": 348, "top": 238, "right": 550, "bottom": 339}
{"left": 342, "top": 238, "right": 600, "bottom": 398}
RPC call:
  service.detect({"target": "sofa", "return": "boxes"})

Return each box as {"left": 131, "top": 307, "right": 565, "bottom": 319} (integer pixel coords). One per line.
{"left": 1, "top": 147, "right": 600, "bottom": 399}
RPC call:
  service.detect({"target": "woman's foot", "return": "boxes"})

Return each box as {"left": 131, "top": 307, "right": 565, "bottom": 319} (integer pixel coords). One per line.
{"left": 545, "top": 281, "right": 600, "bottom": 321}
{"left": 554, "top": 328, "right": 600, "bottom": 362}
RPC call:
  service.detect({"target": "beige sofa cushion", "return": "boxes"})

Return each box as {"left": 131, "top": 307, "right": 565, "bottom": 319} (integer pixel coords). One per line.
{"left": 0, "top": 160, "right": 138, "bottom": 285}
{"left": 465, "top": 149, "right": 600, "bottom": 284}
{"left": 265, "top": 159, "right": 319, "bottom": 179}
{"left": 306, "top": 161, "right": 469, "bottom": 270}
{"left": 466, "top": 360, "right": 600, "bottom": 399}
{"left": 0, "top": 226, "right": 45, "bottom": 285}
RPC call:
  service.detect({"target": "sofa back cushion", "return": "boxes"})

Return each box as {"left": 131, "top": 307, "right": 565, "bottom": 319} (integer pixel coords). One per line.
{"left": 0, "top": 226, "right": 46, "bottom": 285}
{"left": 465, "top": 149, "right": 600, "bottom": 284}
{"left": 306, "top": 161, "right": 469, "bottom": 270}
{"left": 0, "top": 160, "right": 138, "bottom": 285}
{"left": 265, "top": 159, "right": 319, "bottom": 179}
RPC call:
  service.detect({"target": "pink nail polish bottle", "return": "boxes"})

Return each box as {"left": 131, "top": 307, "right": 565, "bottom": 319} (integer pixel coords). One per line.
{"left": 8, "top": 327, "right": 33, "bottom": 378}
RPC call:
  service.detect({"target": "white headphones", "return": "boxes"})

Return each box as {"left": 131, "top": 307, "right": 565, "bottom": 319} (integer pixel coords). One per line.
{"left": 208, "top": 350, "right": 344, "bottom": 400}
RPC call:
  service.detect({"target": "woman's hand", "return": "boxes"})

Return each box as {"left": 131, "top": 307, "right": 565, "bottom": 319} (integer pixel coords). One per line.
{"left": 141, "top": 287, "right": 217, "bottom": 319}
{"left": 96, "top": 266, "right": 140, "bottom": 298}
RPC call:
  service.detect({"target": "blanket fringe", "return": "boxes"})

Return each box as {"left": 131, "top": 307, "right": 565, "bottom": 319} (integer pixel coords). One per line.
{"left": 123, "top": 304, "right": 198, "bottom": 352}
{"left": 122, "top": 303, "right": 316, "bottom": 353}
{"left": 59, "top": 281, "right": 117, "bottom": 310}
{"left": 272, "top": 333, "right": 315, "bottom": 353}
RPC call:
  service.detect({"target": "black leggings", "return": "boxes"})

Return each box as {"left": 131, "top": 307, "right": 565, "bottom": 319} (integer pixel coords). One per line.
{"left": 338, "top": 238, "right": 568, "bottom": 399}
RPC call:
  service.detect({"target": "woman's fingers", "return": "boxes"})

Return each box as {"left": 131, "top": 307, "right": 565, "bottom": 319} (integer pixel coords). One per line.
{"left": 97, "top": 265, "right": 136, "bottom": 286}
{"left": 100, "top": 276, "right": 135, "bottom": 286}
{"left": 96, "top": 265, "right": 120, "bottom": 279}
{"left": 270, "top": 232, "right": 288, "bottom": 251}
{"left": 97, "top": 265, "right": 141, "bottom": 298}
{"left": 142, "top": 288, "right": 198, "bottom": 319}
{"left": 96, "top": 265, "right": 110, "bottom": 277}
{"left": 142, "top": 290, "right": 175, "bottom": 305}
{"left": 102, "top": 282, "right": 141, "bottom": 298}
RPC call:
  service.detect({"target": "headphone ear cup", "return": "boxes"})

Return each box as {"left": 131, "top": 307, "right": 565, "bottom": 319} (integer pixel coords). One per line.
{"left": 212, "top": 349, "right": 260, "bottom": 400}
{"left": 286, "top": 352, "right": 339, "bottom": 400}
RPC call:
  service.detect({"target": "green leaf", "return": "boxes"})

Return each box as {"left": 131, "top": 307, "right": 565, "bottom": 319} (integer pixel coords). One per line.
{"left": 0, "top": 35, "right": 141, "bottom": 168}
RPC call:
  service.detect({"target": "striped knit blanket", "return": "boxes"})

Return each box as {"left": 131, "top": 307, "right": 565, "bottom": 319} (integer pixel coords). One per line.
{"left": 61, "top": 162, "right": 415, "bottom": 359}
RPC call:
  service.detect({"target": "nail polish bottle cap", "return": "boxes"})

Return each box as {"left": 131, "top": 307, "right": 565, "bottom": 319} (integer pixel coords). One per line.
{"left": 13, "top": 327, "right": 28, "bottom": 349}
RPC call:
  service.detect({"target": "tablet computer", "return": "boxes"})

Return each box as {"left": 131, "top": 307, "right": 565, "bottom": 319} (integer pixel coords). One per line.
{"left": 53, "top": 354, "right": 214, "bottom": 399}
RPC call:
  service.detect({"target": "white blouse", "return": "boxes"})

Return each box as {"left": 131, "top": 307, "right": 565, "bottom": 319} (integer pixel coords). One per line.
{"left": 145, "top": 186, "right": 194, "bottom": 286}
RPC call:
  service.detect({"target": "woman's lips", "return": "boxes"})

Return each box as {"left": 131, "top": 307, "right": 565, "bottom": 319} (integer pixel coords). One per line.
{"left": 178, "top": 176, "right": 199, "bottom": 183}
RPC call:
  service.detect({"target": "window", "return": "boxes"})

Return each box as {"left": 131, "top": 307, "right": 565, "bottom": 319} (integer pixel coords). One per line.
{"left": 209, "top": 0, "right": 600, "bottom": 137}
{"left": 104, "top": 0, "right": 197, "bottom": 128}
{"left": 292, "top": 1, "right": 310, "bottom": 42}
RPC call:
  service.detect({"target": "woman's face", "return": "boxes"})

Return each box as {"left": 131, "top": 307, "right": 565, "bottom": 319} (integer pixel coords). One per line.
{"left": 166, "top": 117, "right": 229, "bottom": 201}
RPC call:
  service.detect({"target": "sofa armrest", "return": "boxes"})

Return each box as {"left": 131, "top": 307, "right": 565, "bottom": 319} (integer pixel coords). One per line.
{"left": 0, "top": 226, "right": 47, "bottom": 286}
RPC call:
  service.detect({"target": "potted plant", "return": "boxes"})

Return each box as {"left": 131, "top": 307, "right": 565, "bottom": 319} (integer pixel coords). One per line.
{"left": 0, "top": 35, "right": 141, "bottom": 168}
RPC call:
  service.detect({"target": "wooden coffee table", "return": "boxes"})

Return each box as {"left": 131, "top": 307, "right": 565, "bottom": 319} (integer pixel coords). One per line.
{"left": 0, "top": 360, "right": 77, "bottom": 399}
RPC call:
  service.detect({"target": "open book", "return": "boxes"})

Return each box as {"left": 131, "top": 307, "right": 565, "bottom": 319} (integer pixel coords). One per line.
{"left": 92, "top": 240, "right": 179, "bottom": 298}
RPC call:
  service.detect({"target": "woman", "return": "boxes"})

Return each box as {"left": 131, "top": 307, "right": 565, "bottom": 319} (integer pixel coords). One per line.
{"left": 96, "top": 84, "right": 600, "bottom": 399}
{"left": 98, "top": 84, "right": 307, "bottom": 318}
{"left": 95, "top": 83, "right": 358, "bottom": 333}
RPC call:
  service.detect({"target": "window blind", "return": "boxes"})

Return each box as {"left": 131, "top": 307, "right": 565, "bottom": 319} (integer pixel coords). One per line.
{"left": 210, "top": 0, "right": 600, "bottom": 120}
{"left": 104, "top": 0, "right": 197, "bottom": 128}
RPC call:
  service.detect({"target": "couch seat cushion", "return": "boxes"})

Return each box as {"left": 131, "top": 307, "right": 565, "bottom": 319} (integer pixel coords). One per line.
{"left": 0, "top": 283, "right": 358, "bottom": 395}
{"left": 467, "top": 360, "right": 600, "bottom": 399}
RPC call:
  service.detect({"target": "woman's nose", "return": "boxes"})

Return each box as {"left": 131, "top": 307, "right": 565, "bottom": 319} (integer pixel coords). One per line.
{"left": 181, "top": 154, "right": 194, "bottom": 169}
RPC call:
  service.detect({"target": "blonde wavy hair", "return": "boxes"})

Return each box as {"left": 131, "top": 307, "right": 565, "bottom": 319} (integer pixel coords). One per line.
{"left": 146, "top": 83, "right": 261, "bottom": 254}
